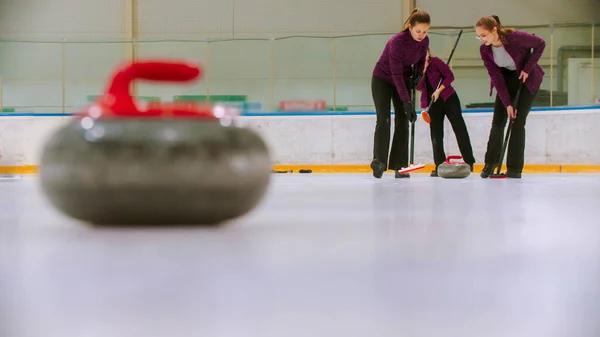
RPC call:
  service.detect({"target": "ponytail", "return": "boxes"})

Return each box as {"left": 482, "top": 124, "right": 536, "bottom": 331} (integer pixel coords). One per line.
{"left": 402, "top": 8, "right": 431, "bottom": 31}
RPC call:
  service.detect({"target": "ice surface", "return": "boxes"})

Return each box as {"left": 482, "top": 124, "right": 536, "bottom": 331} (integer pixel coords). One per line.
{"left": 1, "top": 173, "right": 600, "bottom": 337}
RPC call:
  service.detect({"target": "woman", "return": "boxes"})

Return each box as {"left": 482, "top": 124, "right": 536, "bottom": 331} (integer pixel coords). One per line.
{"left": 370, "top": 8, "right": 430, "bottom": 179}
{"left": 417, "top": 48, "right": 475, "bottom": 176}
{"left": 475, "top": 15, "right": 546, "bottom": 178}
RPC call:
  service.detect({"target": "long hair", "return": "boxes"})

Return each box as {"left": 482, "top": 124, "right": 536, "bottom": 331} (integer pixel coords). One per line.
{"left": 402, "top": 8, "right": 431, "bottom": 31}
{"left": 476, "top": 15, "right": 515, "bottom": 44}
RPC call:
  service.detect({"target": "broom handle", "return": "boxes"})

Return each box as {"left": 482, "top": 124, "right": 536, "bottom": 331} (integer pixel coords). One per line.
{"left": 410, "top": 70, "right": 416, "bottom": 165}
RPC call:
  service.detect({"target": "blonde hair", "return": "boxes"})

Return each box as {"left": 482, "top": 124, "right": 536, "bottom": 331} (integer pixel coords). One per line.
{"left": 476, "top": 15, "right": 515, "bottom": 44}
{"left": 403, "top": 8, "right": 431, "bottom": 31}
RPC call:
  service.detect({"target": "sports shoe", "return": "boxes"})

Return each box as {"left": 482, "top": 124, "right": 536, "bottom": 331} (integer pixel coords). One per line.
{"left": 370, "top": 159, "right": 386, "bottom": 178}
{"left": 480, "top": 164, "right": 496, "bottom": 178}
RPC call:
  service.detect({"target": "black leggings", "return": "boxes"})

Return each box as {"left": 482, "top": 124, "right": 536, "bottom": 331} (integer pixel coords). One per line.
{"left": 371, "top": 75, "right": 410, "bottom": 170}
{"left": 484, "top": 68, "right": 537, "bottom": 173}
{"left": 428, "top": 92, "right": 475, "bottom": 167}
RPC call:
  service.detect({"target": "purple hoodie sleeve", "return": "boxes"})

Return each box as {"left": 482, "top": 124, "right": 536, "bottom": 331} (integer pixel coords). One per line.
{"left": 434, "top": 58, "right": 454, "bottom": 88}
{"left": 480, "top": 45, "right": 512, "bottom": 107}
{"left": 513, "top": 31, "right": 546, "bottom": 74}
{"left": 388, "top": 39, "right": 410, "bottom": 102}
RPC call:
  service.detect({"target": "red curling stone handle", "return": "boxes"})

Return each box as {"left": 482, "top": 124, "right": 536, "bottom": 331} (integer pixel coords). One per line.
{"left": 102, "top": 61, "right": 204, "bottom": 117}
{"left": 443, "top": 155, "right": 465, "bottom": 164}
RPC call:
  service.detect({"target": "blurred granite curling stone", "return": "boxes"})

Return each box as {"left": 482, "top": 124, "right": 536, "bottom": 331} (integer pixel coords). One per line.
{"left": 39, "top": 60, "right": 272, "bottom": 226}
{"left": 437, "top": 155, "right": 471, "bottom": 179}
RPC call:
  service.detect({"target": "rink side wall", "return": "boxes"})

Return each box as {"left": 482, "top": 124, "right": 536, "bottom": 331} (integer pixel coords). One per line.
{"left": 1, "top": 106, "right": 599, "bottom": 174}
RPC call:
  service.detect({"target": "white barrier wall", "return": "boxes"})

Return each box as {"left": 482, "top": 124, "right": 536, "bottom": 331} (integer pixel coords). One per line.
{"left": 0, "top": 108, "right": 599, "bottom": 167}
{"left": 245, "top": 109, "right": 600, "bottom": 165}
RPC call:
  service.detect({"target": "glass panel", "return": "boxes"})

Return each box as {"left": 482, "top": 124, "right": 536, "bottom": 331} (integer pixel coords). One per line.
{"left": 553, "top": 23, "right": 593, "bottom": 106}
{"left": 595, "top": 23, "right": 600, "bottom": 105}
{"left": 273, "top": 37, "right": 333, "bottom": 111}
{"left": 64, "top": 41, "right": 131, "bottom": 113}
{"left": 0, "top": 22, "right": 597, "bottom": 114}
{"left": 334, "top": 34, "right": 393, "bottom": 111}
{"left": 0, "top": 41, "right": 62, "bottom": 113}
{"left": 136, "top": 41, "right": 209, "bottom": 104}
{"left": 208, "top": 40, "right": 270, "bottom": 112}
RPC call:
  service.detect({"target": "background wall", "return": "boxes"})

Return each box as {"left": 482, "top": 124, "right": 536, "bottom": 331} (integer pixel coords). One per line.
{"left": 0, "top": 0, "right": 598, "bottom": 113}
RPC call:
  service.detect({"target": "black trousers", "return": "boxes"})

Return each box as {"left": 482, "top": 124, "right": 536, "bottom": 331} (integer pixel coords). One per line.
{"left": 371, "top": 75, "right": 410, "bottom": 170}
{"left": 484, "top": 68, "right": 537, "bottom": 173}
{"left": 428, "top": 92, "right": 475, "bottom": 167}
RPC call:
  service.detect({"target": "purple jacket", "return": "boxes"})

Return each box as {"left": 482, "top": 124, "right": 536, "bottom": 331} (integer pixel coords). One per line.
{"left": 416, "top": 56, "right": 457, "bottom": 109}
{"left": 480, "top": 30, "right": 546, "bottom": 107}
{"left": 373, "top": 31, "right": 429, "bottom": 103}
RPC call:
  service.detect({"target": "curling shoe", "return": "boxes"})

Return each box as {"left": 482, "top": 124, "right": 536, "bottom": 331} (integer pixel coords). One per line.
{"left": 371, "top": 159, "right": 386, "bottom": 179}
{"left": 480, "top": 164, "right": 496, "bottom": 178}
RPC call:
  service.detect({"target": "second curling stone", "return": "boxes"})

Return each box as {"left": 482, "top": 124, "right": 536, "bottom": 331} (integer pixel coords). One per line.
{"left": 437, "top": 155, "right": 471, "bottom": 179}
{"left": 39, "top": 61, "right": 272, "bottom": 226}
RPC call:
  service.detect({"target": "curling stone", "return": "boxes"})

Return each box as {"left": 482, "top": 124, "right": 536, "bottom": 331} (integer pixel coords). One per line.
{"left": 437, "top": 155, "right": 471, "bottom": 179}
{"left": 38, "top": 60, "right": 272, "bottom": 226}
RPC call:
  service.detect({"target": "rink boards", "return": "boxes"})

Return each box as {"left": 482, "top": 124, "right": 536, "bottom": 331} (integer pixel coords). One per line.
{"left": 0, "top": 105, "right": 599, "bottom": 174}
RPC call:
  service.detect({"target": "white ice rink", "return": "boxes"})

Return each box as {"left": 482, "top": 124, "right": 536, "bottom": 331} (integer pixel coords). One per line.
{"left": 1, "top": 172, "right": 600, "bottom": 337}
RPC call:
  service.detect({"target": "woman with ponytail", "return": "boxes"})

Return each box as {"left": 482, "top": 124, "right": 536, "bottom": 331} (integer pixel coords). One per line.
{"left": 475, "top": 15, "right": 546, "bottom": 179}
{"left": 370, "top": 8, "right": 430, "bottom": 179}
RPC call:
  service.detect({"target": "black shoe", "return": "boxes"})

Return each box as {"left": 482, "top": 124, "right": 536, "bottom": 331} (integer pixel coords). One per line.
{"left": 480, "top": 164, "right": 496, "bottom": 178}
{"left": 370, "top": 159, "right": 386, "bottom": 178}
{"left": 395, "top": 171, "right": 410, "bottom": 178}
{"left": 430, "top": 170, "right": 438, "bottom": 177}
{"left": 506, "top": 171, "right": 522, "bottom": 179}
{"left": 468, "top": 163, "right": 474, "bottom": 172}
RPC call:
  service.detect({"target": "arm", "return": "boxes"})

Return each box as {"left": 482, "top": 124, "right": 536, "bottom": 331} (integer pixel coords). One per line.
{"left": 388, "top": 39, "right": 411, "bottom": 102}
{"left": 514, "top": 31, "right": 545, "bottom": 74}
{"left": 480, "top": 46, "right": 512, "bottom": 107}
{"left": 435, "top": 58, "right": 454, "bottom": 90}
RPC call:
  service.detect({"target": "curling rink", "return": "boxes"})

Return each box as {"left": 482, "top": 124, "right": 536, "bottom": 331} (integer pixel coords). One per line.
{"left": 1, "top": 172, "right": 600, "bottom": 337}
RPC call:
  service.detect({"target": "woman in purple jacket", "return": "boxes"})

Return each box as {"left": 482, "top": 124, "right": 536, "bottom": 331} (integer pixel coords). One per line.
{"left": 475, "top": 15, "right": 546, "bottom": 179}
{"left": 417, "top": 48, "right": 475, "bottom": 176}
{"left": 370, "top": 8, "right": 430, "bottom": 179}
